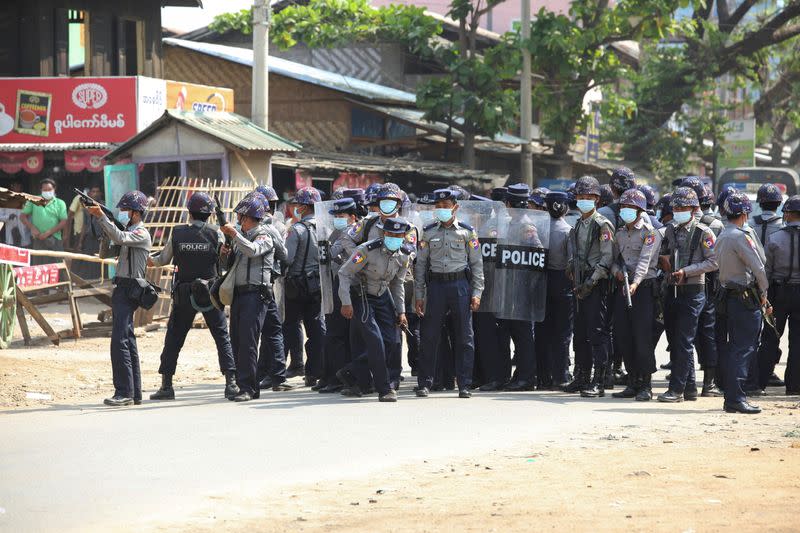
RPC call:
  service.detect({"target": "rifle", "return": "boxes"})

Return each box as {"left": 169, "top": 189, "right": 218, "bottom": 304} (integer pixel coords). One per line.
{"left": 74, "top": 188, "right": 126, "bottom": 231}
{"left": 672, "top": 249, "right": 679, "bottom": 298}
{"left": 214, "top": 193, "right": 232, "bottom": 247}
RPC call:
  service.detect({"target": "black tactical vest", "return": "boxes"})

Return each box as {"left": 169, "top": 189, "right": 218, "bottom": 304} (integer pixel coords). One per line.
{"left": 172, "top": 224, "right": 219, "bottom": 283}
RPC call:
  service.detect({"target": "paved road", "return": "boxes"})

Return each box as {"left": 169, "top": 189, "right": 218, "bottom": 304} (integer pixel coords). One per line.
{"left": 0, "top": 344, "right": 750, "bottom": 532}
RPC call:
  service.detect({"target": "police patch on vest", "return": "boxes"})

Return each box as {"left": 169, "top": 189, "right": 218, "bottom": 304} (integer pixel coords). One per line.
{"left": 703, "top": 235, "right": 714, "bottom": 249}
{"left": 352, "top": 252, "right": 365, "bottom": 264}
{"left": 745, "top": 235, "right": 756, "bottom": 251}
{"left": 480, "top": 238, "right": 497, "bottom": 260}
{"left": 601, "top": 230, "right": 612, "bottom": 242}
{"left": 178, "top": 242, "right": 211, "bottom": 252}
{"left": 496, "top": 245, "right": 547, "bottom": 271}
{"left": 644, "top": 233, "right": 656, "bottom": 246}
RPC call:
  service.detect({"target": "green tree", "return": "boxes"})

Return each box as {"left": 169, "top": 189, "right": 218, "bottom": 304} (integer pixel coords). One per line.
{"left": 618, "top": 0, "right": 800, "bottom": 163}
{"left": 212, "top": 0, "right": 518, "bottom": 169}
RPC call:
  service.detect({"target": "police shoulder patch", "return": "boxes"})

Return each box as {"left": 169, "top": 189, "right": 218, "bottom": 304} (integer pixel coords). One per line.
{"left": 744, "top": 234, "right": 757, "bottom": 251}
{"left": 405, "top": 231, "right": 417, "bottom": 244}
{"left": 365, "top": 238, "right": 383, "bottom": 251}
{"left": 351, "top": 251, "right": 366, "bottom": 264}
{"left": 600, "top": 230, "right": 613, "bottom": 242}
{"left": 644, "top": 232, "right": 656, "bottom": 246}
{"left": 702, "top": 234, "right": 715, "bottom": 249}
{"left": 348, "top": 221, "right": 363, "bottom": 237}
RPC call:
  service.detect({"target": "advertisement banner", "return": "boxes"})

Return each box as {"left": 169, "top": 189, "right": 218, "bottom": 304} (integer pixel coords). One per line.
{"left": 135, "top": 77, "right": 167, "bottom": 132}
{"left": 0, "top": 77, "right": 137, "bottom": 143}
{"left": 718, "top": 118, "right": 756, "bottom": 174}
{"left": 0, "top": 151, "right": 43, "bottom": 174}
{"left": 0, "top": 243, "right": 30, "bottom": 267}
{"left": 166, "top": 81, "right": 233, "bottom": 112}
{"left": 14, "top": 264, "right": 60, "bottom": 287}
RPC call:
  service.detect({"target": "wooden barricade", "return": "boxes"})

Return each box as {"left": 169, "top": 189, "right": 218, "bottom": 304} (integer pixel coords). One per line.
{"left": 15, "top": 262, "right": 81, "bottom": 346}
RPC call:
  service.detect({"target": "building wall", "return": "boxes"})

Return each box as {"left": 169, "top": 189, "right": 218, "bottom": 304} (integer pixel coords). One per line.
{"left": 0, "top": 0, "right": 165, "bottom": 78}
{"left": 164, "top": 46, "right": 351, "bottom": 152}
{"left": 229, "top": 151, "right": 270, "bottom": 184}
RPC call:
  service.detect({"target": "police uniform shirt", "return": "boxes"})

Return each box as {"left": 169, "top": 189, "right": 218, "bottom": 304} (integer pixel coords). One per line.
{"left": 612, "top": 218, "right": 661, "bottom": 285}
{"left": 150, "top": 220, "right": 224, "bottom": 268}
{"left": 569, "top": 210, "right": 614, "bottom": 284}
{"left": 231, "top": 225, "right": 274, "bottom": 286}
{"left": 97, "top": 217, "right": 151, "bottom": 279}
{"left": 338, "top": 239, "right": 410, "bottom": 314}
{"left": 715, "top": 224, "right": 769, "bottom": 297}
{"left": 414, "top": 218, "right": 485, "bottom": 300}
{"left": 262, "top": 216, "right": 288, "bottom": 268}
{"left": 547, "top": 217, "right": 572, "bottom": 270}
{"left": 660, "top": 218, "right": 717, "bottom": 285}
{"left": 765, "top": 222, "right": 800, "bottom": 283}
{"left": 753, "top": 210, "right": 784, "bottom": 245}
{"left": 695, "top": 210, "right": 724, "bottom": 237}
{"left": 723, "top": 219, "right": 766, "bottom": 262}
{"left": 285, "top": 215, "right": 319, "bottom": 276}
{"left": 330, "top": 222, "right": 358, "bottom": 267}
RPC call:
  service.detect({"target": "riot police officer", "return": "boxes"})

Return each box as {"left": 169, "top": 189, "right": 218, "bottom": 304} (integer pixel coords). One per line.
{"left": 86, "top": 190, "right": 152, "bottom": 407}
{"left": 657, "top": 187, "right": 718, "bottom": 403}
{"left": 565, "top": 176, "right": 615, "bottom": 398}
{"left": 337, "top": 217, "right": 413, "bottom": 402}
{"left": 148, "top": 192, "right": 237, "bottom": 400}
{"left": 318, "top": 198, "right": 360, "bottom": 393}
{"left": 539, "top": 191, "right": 573, "bottom": 389}
{"left": 219, "top": 193, "right": 276, "bottom": 402}
{"left": 715, "top": 192, "right": 770, "bottom": 414}
{"left": 414, "top": 189, "right": 484, "bottom": 398}
{"left": 753, "top": 183, "right": 785, "bottom": 246}
{"left": 284, "top": 186, "right": 326, "bottom": 387}
{"left": 251, "top": 186, "right": 293, "bottom": 392}
{"left": 609, "top": 189, "right": 661, "bottom": 401}
{"left": 760, "top": 195, "right": 800, "bottom": 395}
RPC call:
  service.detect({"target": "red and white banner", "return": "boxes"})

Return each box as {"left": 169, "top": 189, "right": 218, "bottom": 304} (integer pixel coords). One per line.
{"left": 0, "top": 243, "right": 30, "bottom": 267}
{"left": 0, "top": 151, "right": 43, "bottom": 174}
{"left": 0, "top": 77, "right": 137, "bottom": 143}
{"left": 14, "top": 264, "right": 60, "bottom": 288}
{"left": 64, "top": 149, "right": 108, "bottom": 173}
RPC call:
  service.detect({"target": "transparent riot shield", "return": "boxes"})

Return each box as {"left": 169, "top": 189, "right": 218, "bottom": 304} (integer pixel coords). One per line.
{"left": 455, "top": 200, "right": 508, "bottom": 314}
{"left": 493, "top": 208, "right": 550, "bottom": 322}
{"left": 314, "top": 200, "right": 337, "bottom": 315}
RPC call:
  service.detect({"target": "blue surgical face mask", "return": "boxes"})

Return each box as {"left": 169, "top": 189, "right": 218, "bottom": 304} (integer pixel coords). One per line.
{"left": 435, "top": 208, "right": 453, "bottom": 222}
{"left": 293, "top": 207, "right": 303, "bottom": 220}
{"left": 383, "top": 236, "right": 404, "bottom": 251}
{"left": 333, "top": 217, "right": 349, "bottom": 230}
{"left": 117, "top": 211, "right": 131, "bottom": 226}
{"left": 620, "top": 207, "right": 638, "bottom": 224}
{"left": 379, "top": 199, "right": 398, "bottom": 215}
{"left": 576, "top": 199, "right": 595, "bottom": 214}
{"left": 41, "top": 190, "right": 55, "bottom": 200}
{"left": 673, "top": 210, "right": 692, "bottom": 225}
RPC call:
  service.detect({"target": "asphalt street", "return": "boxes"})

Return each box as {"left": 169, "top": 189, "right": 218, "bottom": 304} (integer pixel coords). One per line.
{"left": 0, "top": 341, "right": 767, "bottom": 532}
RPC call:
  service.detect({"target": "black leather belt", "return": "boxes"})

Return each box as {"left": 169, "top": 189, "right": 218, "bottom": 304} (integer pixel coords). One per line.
{"left": 235, "top": 284, "right": 266, "bottom": 294}
{"left": 673, "top": 284, "right": 704, "bottom": 295}
{"left": 428, "top": 270, "right": 467, "bottom": 282}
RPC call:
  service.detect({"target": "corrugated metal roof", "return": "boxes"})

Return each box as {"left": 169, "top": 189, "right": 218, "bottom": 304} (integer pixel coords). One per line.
{"left": 107, "top": 110, "right": 301, "bottom": 160}
{"left": 0, "top": 142, "right": 113, "bottom": 152}
{"left": 163, "top": 38, "right": 417, "bottom": 104}
{"left": 354, "top": 102, "right": 527, "bottom": 145}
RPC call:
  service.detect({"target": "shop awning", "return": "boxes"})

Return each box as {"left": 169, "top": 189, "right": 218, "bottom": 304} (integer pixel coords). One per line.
{"left": 0, "top": 142, "right": 113, "bottom": 152}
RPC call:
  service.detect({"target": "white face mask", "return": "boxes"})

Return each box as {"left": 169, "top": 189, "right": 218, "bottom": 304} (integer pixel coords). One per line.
{"left": 41, "top": 190, "right": 54, "bottom": 200}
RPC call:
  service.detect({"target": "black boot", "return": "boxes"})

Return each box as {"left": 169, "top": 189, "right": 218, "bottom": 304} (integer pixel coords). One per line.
{"left": 612, "top": 374, "right": 638, "bottom": 398}
{"left": 150, "top": 374, "right": 175, "bottom": 400}
{"left": 635, "top": 374, "right": 652, "bottom": 401}
{"left": 604, "top": 367, "right": 616, "bottom": 390}
{"left": 581, "top": 365, "right": 606, "bottom": 398}
{"left": 563, "top": 368, "right": 588, "bottom": 393}
{"left": 224, "top": 370, "right": 239, "bottom": 400}
{"left": 701, "top": 368, "right": 723, "bottom": 397}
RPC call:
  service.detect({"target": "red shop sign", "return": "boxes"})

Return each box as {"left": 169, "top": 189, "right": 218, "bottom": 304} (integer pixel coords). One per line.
{"left": 0, "top": 243, "right": 30, "bottom": 267}
{"left": 0, "top": 151, "right": 43, "bottom": 174}
{"left": 64, "top": 149, "right": 108, "bottom": 173}
{"left": 14, "top": 263, "right": 60, "bottom": 288}
{"left": 0, "top": 77, "right": 137, "bottom": 143}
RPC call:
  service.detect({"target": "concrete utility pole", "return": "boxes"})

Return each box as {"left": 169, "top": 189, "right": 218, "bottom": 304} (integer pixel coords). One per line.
{"left": 520, "top": 0, "right": 534, "bottom": 186}
{"left": 252, "top": 0, "right": 269, "bottom": 129}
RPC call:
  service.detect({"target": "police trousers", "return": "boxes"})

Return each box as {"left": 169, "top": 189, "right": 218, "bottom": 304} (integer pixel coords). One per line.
{"left": 349, "top": 290, "right": 394, "bottom": 396}
{"left": 110, "top": 286, "right": 142, "bottom": 400}
{"left": 612, "top": 278, "right": 656, "bottom": 376}
{"left": 498, "top": 319, "right": 535, "bottom": 383}
{"left": 573, "top": 279, "right": 610, "bottom": 372}
{"left": 758, "top": 284, "right": 800, "bottom": 391}
{"left": 231, "top": 289, "right": 268, "bottom": 396}
{"left": 474, "top": 312, "right": 501, "bottom": 383}
{"left": 159, "top": 298, "right": 234, "bottom": 376}
{"left": 322, "top": 278, "right": 351, "bottom": 383}
{"left": 537, "top": 269, "right": 573, "bottom": 385}
{"left": 695, "top": 282, "right": 719, "bottom": 370}
{"left": 665, "top": 286, "right": 705, "bottom": 392}
{"left": 722, "top": 293, "right": 762, "bottom": 404}
{"left": 284, "top": 293, "right": 326, "bottom": 379}
{"left": 257, "top": 298, "right": 287, "bottom": 384}
{"left": 418, "top": 278, "right": 474, "bottom": 390}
